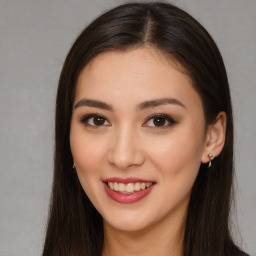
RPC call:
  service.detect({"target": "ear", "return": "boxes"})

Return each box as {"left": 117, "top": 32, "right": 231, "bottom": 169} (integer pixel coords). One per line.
{"left": 201, "top": 112, "right": 227, "bottom": 164}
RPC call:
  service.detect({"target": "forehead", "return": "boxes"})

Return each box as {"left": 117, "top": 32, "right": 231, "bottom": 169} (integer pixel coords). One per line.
{"left": 80, "top": 47, "right": 187, "bottom": 82}
{"left": 75, "top": 47, "right": 202, "bottom": 111}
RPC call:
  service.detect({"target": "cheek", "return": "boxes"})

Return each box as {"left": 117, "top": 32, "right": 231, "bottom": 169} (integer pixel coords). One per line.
{"left": 70, "top": 130, "right": 108, "bottom": 198}
{"left": 70, "top": 132, "right": 106, "bottom": 204}
{"left": 147, "top": 132, "right": 204, "bottom": 211}
{"left": 147, "top": 127, "right": 205, "bottom": 179}
{"left": 70, "top": 128, "right": 105, "bottom": 171}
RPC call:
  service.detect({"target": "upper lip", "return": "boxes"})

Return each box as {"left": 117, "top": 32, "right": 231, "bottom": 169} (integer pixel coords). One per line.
{"left": 102, "top": 177, "right": 156, "bottom": 184}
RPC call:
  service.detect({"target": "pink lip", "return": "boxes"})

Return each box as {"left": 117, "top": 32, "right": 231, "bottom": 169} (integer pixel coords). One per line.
{"left": 103, "top": 177, "right": 155, "bottom": 184}
{"left": 102, "top": 178, "right": 156, "bottom": 204}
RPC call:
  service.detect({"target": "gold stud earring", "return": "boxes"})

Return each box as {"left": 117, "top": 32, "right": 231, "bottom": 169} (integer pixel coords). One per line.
{"left": 208, "top": 153, "right": 214, "bottom": 168}
{"left": 73, "top": 162, "right": 76, "bottom": 169}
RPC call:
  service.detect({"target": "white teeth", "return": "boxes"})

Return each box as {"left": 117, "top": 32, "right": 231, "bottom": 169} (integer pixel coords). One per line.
{"left": 114, "top": 182, "right": 118, "bottom": 191}
{"left": 126, "top": 183, "right": 134, "bottom": 193}
{"left": 134, "top": 182, "right": 141, "bottom": 191}
{"left": 107, "top": 182, "right": 153, "bottom": 193}
{"left": 109, "top": 182, "right": 114, "bottom": 190}
{"left": 118, "top": 183, "right": 126, "bottom": 192}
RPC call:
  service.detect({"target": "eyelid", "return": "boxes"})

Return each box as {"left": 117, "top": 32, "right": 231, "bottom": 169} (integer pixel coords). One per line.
{"left": 80, "top": 113, "right": 111, "bottom": 127}
{"left": 142, "top": 113, "right": 176, "bottom": 128}
{"left": 79, "top": 112, "right": 176, "bottom": 128}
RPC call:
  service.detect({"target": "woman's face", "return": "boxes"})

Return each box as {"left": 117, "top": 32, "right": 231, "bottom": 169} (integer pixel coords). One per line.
{"left": 70, "top": 47, "right": 209, "bottom": 232}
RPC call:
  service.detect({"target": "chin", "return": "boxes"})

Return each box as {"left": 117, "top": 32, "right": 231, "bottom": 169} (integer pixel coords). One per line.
{"left": 102, "top": 205, "right": 168, "bottom": 234}
{"left": 104, "top": 216, "right": 152, "bottom": 233}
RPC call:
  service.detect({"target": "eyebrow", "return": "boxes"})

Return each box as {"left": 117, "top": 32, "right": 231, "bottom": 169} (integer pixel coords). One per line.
{"left": 74, "top": 99, "right": 113, "bottom": 110}
{"left": 74, "top": 97, "right": 185, "bottom": 111}
{"left": 137, "top": 98, "right": 186, "bottom": 110}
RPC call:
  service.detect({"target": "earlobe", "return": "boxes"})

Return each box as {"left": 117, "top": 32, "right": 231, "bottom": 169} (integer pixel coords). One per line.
{"left": 201, "top": 112, "right": 227, "bottom": 164}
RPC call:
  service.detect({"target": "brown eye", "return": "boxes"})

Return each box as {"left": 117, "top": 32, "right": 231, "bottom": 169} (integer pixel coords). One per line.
{"left": 93, "top": 116, "right": 105, "bottom": 126}
{"left": 153, "top": 117, "right": 167, "bottom": 127}
{"left": 80, "top": 114, "right": 110, "bottom": 127}
{"left": 143, "top": 114, "right": 176, "bottom": 128}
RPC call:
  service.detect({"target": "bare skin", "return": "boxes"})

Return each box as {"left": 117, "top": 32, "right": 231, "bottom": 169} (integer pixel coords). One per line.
{"left": 102, "top": 205, "right": 185, "bottom": 256}
{"left": 70, "top": 47, "right": 226, "bottom": 256}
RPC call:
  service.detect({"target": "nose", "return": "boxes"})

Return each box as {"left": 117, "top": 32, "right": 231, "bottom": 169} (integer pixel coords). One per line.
{"left": 107, "top": 126, "right": 145, "bottom": 170}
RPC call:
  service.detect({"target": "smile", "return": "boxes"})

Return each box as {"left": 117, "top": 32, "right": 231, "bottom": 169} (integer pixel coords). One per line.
{"left": 107, "top": 182, "right": 153, "bottom": 194}
{"left": 102, "top": 178, "right": 156, "bottom": 204}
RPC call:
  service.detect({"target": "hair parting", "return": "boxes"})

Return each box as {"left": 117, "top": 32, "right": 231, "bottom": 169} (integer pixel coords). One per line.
{"left": 43, "top": 2, "right": 248, "bottom": 256}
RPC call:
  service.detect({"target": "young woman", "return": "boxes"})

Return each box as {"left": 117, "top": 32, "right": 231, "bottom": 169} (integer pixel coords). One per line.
{"left": 43, "top": 2, "right": 249, "bottom": 256}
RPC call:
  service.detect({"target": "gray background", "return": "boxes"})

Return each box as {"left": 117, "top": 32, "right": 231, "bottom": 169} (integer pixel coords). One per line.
{"left": 0, "top": 0, "right": 255, "bottom": 255}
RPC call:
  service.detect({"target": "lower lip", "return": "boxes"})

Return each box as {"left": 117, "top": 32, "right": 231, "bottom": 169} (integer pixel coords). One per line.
{"left": 103, "top": 182, "right": 155, "bottom": 204}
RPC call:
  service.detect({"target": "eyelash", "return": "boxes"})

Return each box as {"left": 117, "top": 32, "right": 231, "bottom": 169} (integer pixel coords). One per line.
{"left": 143, "top": 113, "right": 176, "bottom": 128}
{"left": 80, "top": 113, "right": 110, "bottom": 127}
{"left": 80, "top": 113, "right": 176, "bottom": 128}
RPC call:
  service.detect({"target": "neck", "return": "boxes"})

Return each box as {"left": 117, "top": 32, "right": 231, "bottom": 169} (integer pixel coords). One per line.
{"left": 102, "top": 210, "right": 186, "bottom": 256}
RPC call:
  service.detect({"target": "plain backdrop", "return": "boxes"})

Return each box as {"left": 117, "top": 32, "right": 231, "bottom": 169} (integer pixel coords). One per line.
{"left": 0, "top": 0, "right": 255, "bottom": 255}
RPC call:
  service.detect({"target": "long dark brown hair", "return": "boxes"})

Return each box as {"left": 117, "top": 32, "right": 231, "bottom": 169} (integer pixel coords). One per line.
{"left": 43, "top": 2, "right": 248, "bottom": 256}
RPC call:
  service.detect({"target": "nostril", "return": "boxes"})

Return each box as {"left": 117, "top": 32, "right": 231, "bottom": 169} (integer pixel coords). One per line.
{"left": 107, "top": 148, "right": 145, "bottom": 170}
